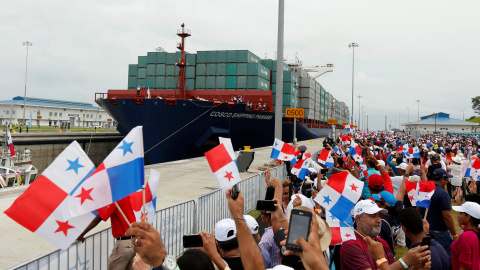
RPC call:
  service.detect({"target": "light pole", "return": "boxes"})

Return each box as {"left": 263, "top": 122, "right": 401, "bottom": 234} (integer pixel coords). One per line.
{"left": 415, "top": 99, "right": 421, "bottom": 121}
{"left": 23, "top": 41, "right": 33, "bottom": 126}
{"left": 361, "top": 105, "right": 365, "bottom": 130}
{"left": 357, "top": 94, "right": 363, "bottom": 130}
{"left": 406, "top": 107, "right": 410, "bottom": 122}
{"left": 348, "top": 42, "right": 358, "bottom": 125}
{"left": 434, "top": 113, "right": 438, "bottom": 134}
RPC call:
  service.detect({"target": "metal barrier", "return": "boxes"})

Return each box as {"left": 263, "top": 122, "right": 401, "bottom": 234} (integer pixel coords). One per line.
{"left": 11, "top": 165, "right": 286, "bottom": 270}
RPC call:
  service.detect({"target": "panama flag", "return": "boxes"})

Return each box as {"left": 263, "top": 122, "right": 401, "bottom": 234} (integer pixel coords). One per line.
{"left": 340, "top": 136, "right": 351, "bottom": 145}
{"left": 402, "top": 144, "right": 409, "bottom": 156}
{"left": 314, "top": 171, "right": 364, "bottom": 222}
{"left": 333, "top": 145, "right": 343, "bottom": 156}
{"left": 318, "top": 149, "right": 334, "bottom": 168}
{"left": 417, "top": 181, "right": 436, "bottom": 208}
{"left": 291, "top": 153, "right": 311, "bottom": 180}
{"left": 205, "top": 137, "right": 241, "bottom": 192}
{"left": 4, "top": 141, "right": 97, "bottom": 249}
{"left": 68, "top": 126, "right": 145, "bottom": 218}
{"left": 130, "top": 169, "right": 160, "bottom": 224}
{"left": 325, "top": 210, "right": 355, "bottom": 245}
{"left": 408, "top": 147, "right": 421, "bottom": 158}
{"left": 349, "top": 140, "right": 363, "bottom": 163}
{"left": 270, "top": 138, "right": 296, "bottom": 161}
{"left": 469, "top": 159, "right": 480, "bottom": 178}
{"left": 6, "top": 128, "right": 15, "bottom": 157}
{"left": 395, "top": 145, "right": 405, "bottom": 153}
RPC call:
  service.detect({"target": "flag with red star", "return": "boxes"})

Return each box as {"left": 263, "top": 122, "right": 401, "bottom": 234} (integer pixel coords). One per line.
{"left": 204, "top": 138, "right": 240, "bottom": 192}
{"left": 130, "top": 169, "right": 160, "bottom": 224}
{"left": 4, "top": 141, "right": 96, "bottom": 249}
{"left": 314, "top": 171, "right": 364, "bottom": 222}
{"left": 325, "top": 210, "right": 355, "bottom": 245}
{"left": 67, "top": 126, "right": 145, "bottom": 218}
{"left": 270, "top": 138, "right": 296, "bottom": 161}
{"left": 405, "top": 180, "right": 435, "bottom": 208}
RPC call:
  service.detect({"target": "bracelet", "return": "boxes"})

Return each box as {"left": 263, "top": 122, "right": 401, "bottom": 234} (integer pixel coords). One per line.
{"left": 232, "top": 216, "right": 246, "bottom": 222}
{"left": 376, "top": 258, "right": 388, "bottom": 266}
{"left": 452, "top": 234, "right": 458, "bottom": 238}
{"left": 279, "top": 218, "right": 287, "bottom": 222}
{"left": 398, "top": 258, "right": 409, "bottom": 269}
{"left": 376, "top": 163, "right": 381, "bottom": 167}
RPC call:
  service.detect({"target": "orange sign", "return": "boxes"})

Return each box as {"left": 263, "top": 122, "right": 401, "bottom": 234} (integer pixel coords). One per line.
{"left": 285, "top": 108, "right": 304, "bottom": 118}
{"left": 342, "top": 122, "right": 349, "bottom": 126}
{"left": 36, "top": 116, "right": 42, "bottom": 119}
{"left": 327, "top": 119, "right": 338, "bottom": 125}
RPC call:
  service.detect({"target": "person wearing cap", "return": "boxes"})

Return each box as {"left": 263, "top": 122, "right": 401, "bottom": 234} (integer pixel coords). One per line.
{"left": 419, "top": 168, "right": 457, "bottom": 258}
{"left": 244, "top": 214, "right": 273, "bottom": 269}
{"left": 398, "top": 208, "right": 450, "bottom": 270}
{"left": 451, "top": 201, "right": 480, "bottom": 270}
{"left": 340, "top": 200, "right": 431, "bottom": 270}
{"left": 426, "top": 155, "right": 442, "bottom": 180}
{"left": 212, "top": 218, "right": 244, "bottom": 270}
{"left": 372, "top": 191, "right": 402, "bottom": 255}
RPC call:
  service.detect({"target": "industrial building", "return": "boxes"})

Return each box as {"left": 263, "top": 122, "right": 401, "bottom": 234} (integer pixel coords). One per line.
{"left": 402, "top": 112, "right": 479, "bottom": 134}
{"left": 0, "top": 96, "right": 113, "bottom": 128}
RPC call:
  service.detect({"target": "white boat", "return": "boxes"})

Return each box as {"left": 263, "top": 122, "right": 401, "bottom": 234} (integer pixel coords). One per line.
{"left": 1, "top": 131, "right": 38, "bottom": 188}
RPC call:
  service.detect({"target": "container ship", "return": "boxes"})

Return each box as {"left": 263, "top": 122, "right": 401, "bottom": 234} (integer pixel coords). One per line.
{"left": 95, "top": 24, "right": 350, "bottom": 164}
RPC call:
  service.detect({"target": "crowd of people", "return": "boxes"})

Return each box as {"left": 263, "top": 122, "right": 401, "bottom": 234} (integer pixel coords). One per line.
{"left": 104, "top": 132, "right": 480, "bottom": 270}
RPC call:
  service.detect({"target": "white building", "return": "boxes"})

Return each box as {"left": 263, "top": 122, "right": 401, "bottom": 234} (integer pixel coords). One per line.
{"left": 0, "top": 96, "right": 113, "bottom": 128}
{"left": 402, "top": 112, "right": 479, "bottom": 134}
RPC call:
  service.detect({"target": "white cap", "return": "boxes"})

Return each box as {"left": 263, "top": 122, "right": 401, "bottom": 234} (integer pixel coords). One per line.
{"left": 267, "top": 266, "right": 294, "bottom": 270}
{"left": 396, "top": 163, "right": 408, "bottom": 171}
{"left": 353, "top": 200, "right": 388, "bottom": 217}
{"left": 377, "top": 160, "right": 385, "bottom": 167}
{"left": 244, "top": 215, "right": 259, "bottom": 235}
{"left": 452, "top": 202, "right": 480, "bottom": 219}
{"left": 214, "top": 219, "right": 237, "bottom": 242}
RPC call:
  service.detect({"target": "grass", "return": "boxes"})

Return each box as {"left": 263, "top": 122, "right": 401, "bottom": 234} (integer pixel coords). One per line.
{"left": 466, "top": 117, "right": 480, "bottom": 123}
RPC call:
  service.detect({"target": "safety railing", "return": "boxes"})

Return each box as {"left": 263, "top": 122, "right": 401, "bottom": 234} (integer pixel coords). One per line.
{"left": 11, "top": 165, "right": 286, "bottom": 270}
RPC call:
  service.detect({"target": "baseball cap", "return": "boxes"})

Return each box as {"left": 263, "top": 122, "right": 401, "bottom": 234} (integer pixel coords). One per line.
{"left": 367, "top": 174, "right": 384, "bottom": 189}
{"left": 244, "top": 215, "right": 259, "bottom": 235}
{"left": 452, "top": 202, "right": 480, "bottom": 219}
{"left": 433, "top": 168, "right": 453, "bottom": 179}
{"left": 377, "top": 160, "right": 385, "bottom": 167}
{"left": 353, "top": 200, "right": 388, "bottom": 217}
{"left": 396, "top": 163, "right": 408, "bottom": 171}
{"left": 372, "top": 191, "right": 396, "bottom": 207}
{"left": 214, "top": 219, "right": 237, "bottom": 242}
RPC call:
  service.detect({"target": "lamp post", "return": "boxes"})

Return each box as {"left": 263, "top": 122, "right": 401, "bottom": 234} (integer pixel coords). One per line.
{"left": 357, "top": 94, "right": 363, "bottom": 130}
{"left": 415, "top": 99, "right": 421, "bottom": 121}
{"left": 274, "top": 0, "right": 285, "bottom": 141}
{"left": 22, "top": 41, "right": 33, "bottom": 126}
{"left": 434, "top": 113, "right": 437, "bottom": 134}
{"left": 406, "top": 107, "right": 410, "bottom": 122}
{"left": 348, "top": 42, "right": 358, "bottom": 125}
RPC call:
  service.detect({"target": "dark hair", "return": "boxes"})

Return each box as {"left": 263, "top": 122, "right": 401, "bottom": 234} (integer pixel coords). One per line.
{"left": 217, "top": 238, "right": 239, "bottom": 252}
{"left": 336, "top": 157, "right": 345, "bottom": 168}
{"left": 366, "top": 160, "right": 376, "bottom": 168}
{"left": 412, "top": 158, "right": 420, "bottom": 165}
{"left": 465, "top": 194, "right": 480, "bottom": 205}
{"left": 177, "top": 249, "right": 215, "bottom": 270}
{"left": 398, "top": 208, "right": 424, "bottom": 234}
{"left": 396, "top": 156, "right": 403, "bottom": 165}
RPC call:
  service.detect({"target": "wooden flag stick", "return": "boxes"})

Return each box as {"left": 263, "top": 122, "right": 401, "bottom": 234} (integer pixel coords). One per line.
{"left": 114, "top": 202, "right": 132, "bottom": 228}
{"left": 142, "top": 177, "right": 150, "bottom": 222}
{"left": 424, "top": 208, "right": 429, "bottom": 219}
{"left": 342, "top": 220, "right": 366, "bottom": 240}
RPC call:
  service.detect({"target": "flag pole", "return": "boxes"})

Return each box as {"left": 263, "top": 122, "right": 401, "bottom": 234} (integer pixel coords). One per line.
{"left": 114, "top": 202, "right": 132, "bottom": 228}
{"left": 342, "top": 220, "right": 366, "bottom": 240}
{"left": 424, "top": 208, "right": 429, "bottom": 219}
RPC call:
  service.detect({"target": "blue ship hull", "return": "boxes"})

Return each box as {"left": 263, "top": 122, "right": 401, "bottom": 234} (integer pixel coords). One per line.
{"left": 97, "top": 98, "right": 332, "bottom": 164}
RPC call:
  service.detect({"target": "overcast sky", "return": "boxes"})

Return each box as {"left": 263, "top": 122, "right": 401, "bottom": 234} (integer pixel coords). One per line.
{"left": 1, "top": 0, "right": 479, "bottom": 131}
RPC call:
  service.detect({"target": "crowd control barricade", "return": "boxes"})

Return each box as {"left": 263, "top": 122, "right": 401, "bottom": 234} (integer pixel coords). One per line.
{"left": 10, "top": 165, "right": 286, "bottom": 270}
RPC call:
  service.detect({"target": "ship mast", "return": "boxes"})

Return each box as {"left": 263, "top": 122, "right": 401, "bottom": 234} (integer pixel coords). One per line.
{"left": 175, "top": 23, "right": 191, "bottom": 99}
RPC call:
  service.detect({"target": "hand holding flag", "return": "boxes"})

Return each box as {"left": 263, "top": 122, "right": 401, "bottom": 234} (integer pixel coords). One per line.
{"left": 318, "top": 149, "right": 334, "bottom": 168}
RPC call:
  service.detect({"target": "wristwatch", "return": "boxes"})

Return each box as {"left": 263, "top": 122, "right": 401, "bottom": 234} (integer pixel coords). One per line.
{"left": 160, "top": 255, "right": 179, "bottom": 270}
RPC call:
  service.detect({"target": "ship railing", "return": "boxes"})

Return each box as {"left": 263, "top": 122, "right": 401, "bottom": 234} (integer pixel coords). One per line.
{"left": 177, "top": 28, "right": 191, "bottom": 35}
{"left": 95, "top": 93, "right": 108, "bottom": 100}
{"left": 10, "top": 165, "right": 286, "bottom": 270}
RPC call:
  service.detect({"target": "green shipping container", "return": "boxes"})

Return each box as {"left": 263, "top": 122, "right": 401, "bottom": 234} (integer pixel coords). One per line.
{"left": 216, "top": 76, "right": 226, "bottom": 89}
{"left": 217, "top": 51, "right": 227, "bottom": 62}
{"left": 206, "top": 64, "right": 216, "bottom": 76}
{"left": 247, "top": 63, "right": 270, "bottom": 80}
{"left": 166, "top": 53, "right": 176, "bottom": 65}
{"left": 237, "top": 50, "right": 260, "bottom": 63}
{"left": 156, "top": 52, "right": 166, "bottom": 64}
{"left": 273, "top": 94, "right": 297, "bottom": 107}
{"left": 283, "top": 71, "right": 298, "bottom": 84}
{"left": 165, "top": 77, "right": 175, "bottom": 89}
{"left": 197, "top": 51, "right": 207, "bottom": 63}
{"left": 137, "top": 68, "right": 147, "bottom": 79}
{"left": 227, "top": 50, "right": 238, "bottom": 62}
{"left": 185, "top": 79, "right": 195, "bottom": 90}
{"left": 128, "top": 64, "right": 138, "bottom": 77}
{"left": 147, "top": 64, "right": 156, "bottom": 77}
{"left": 237, "top": 63, "right": 248, "bottom": 76}
{"left": 156, "top": 64, "right": 166, "bottom": 76}
{"left": 272, "top": 71, "right": 276, "bottom": 84}
{"left": 196, "top": 64, "right": 206, "bottom": 76}
{"left": 226, "top": 63, "right": 237, "bottom": 76}
{"left": 128, "top": 77, "right": 137, "bottom": 89}
{"left": 186, "top": 67, "right": 195, "bottom": 78}
{"left": 175, "top": 66, "right": 180, "bottom": 75}
{"left": 147, "top": 52, "right": 157, "bottom": 64}
{"left": 207, "top": 51, "right": 217, "bottom": 63}
{"left": 237, "top": 76, "right": 247, "bottom": 89}
{"left": 260, "top": 59, "right": 274, "bottom": 70}
{"left": 216, "top": 63, "right": 227, "bottom": 76}
{"left": 186, "top": 54, "right": 196, "bottom": 65}
{"left": 156, "top": 77, "right": 165, "bottom": 89}
{"left": 146, "top": 77, "right": 155, "bottom": 88}
{"left": 138, "top": 56, "right": 147, "bottom": 68}
{"left": 206, "top": 76, "right": 216, "bottom": 89}
{"left": 196, "top": 76, "right": 206, "bottom": 89}
{"left": 137, "top": 78, "right": 146, "bottom": 87}
{"left": 226, "top": 76, "right": 236, "bottom": 89}
{"left": 247, "top": 76, "right": 269, "bottom": 90}
{"left": 273, "top": 82, "right": 296, "bottom": 94}
{"left": 166, "top": 66, "right": 175, "bottom": 76}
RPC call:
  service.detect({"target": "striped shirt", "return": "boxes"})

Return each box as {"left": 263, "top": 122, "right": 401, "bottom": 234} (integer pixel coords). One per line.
{"left": 258, "top": 227, "right": 281, "bottom": 267}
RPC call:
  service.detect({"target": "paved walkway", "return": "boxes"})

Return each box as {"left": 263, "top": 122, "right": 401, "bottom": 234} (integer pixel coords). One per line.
{"left": 0, "top": 138, "right": 324, "bottom": 269}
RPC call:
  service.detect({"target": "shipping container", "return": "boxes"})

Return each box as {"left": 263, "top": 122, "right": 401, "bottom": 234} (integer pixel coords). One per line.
{"left": 128, "top": 77, "right": 137, "bottom": 89}
{"left": 260, "top": 59, "right": 274, "bottom": 70}
{"left": 206, "top": 64, "right": 216, "bottom": 76}
{"left": 300, "top": 77, "right": 316, "bottom": 89}
{"left": 237, "top": 63, "right": 248, "bottom": 76}
{"left": 137, "top": 78, "right": 146, "bottom": 87}
{"left": 227, "top": 50, "right": 238, "bottom": 62}
{"left": 156, "top": 52, "right": 166, "bottom": 64}
{"left": 128, "top": 64, "right": 138, "bottom": 77}
{"left": 216, "top": 76, "right": 226, "bottom": 89}
{"left": 196, "top": 76, "right": 206, "bottom": 89}
{"left": 272, "top": 93, "right": 299, "bottom": 107}
{"left": 166, "top": 53, "right": 176, "bottom": 65}
{"left": 147, "top": 64, "right": 156, "bottom": 77}
{"left": 315, "top": 111, "right": 320, "bottom": 121}
{"left": 216, "top": 63, "right": 227, "bottom": 76}
{"left": 155, "top": 77, "right": 165, "bottom": 89}
{"left": 186, "top": 54, "right": 196, "bottom": 65}
{"left": 300, "top": 88, "right": 315, "bottom": 99}
{"left": 272, "top": 71, "right": 276, "bottom": 84}
{"left": 186, "top": 67, "right": 195, "bottom": 78}
{"left": 165, "top": 77, "right": 176, "bottom": 89}
{"left": 156, "top": 64, "right": 166, "bottom": 76}
{"left": 217, "top": 51, "right": 227, "bottom": 62}
{"left": 300, "top": 98, "right": 315, "bottom": 109}
{"left": 207, "top": 51, "right": 217, "bottom": 63}
{"left": 226, "top": 63, "right": 237, "bottom": 76}
{"left": 185, "top": 79, "right": 195, "bottom": 90}
{"left": 273, "top": 82, "right": 297, "bottom": 95}
{"left": 166, "top": 65, "right": 175, "bottom": 76}
{"left": 305, "top": 109, "right": 315, "bottom": 120}
{"left": 206, "top": 76, "right": 216, "bottom": 89}
{"left": 237, "top": 50, "right": 260, "bottom": 63}
{"left": 247, "top": 63, "right": 270, "bottom": 80}
{"left": 137, "top": 68, "right": 147, "bottom": 79}
{"left": 146, "top": 77, "right": 155, "bottom": 88}
{"left": 247, "top": 76, "right": 269, "bottom": 90}
{"left": 196, "top": 64, "right": 206, "bottom": 76}
{"left": 197, "top": 51, "right": 207, "bottom": 63}
{"left": 237, "top": 76, "right": 247, "bottom": 89}
{"left": 138, "top": 56, "right": 147, "bottom": 68}
{"left": 283, "top": 71, "right": 299, "bottom": 84}
{"left": 147, "top": 52, "right": 157, "bottom": 64}
{"left": 226, "top": 76, "right": 237, "bottom": 89}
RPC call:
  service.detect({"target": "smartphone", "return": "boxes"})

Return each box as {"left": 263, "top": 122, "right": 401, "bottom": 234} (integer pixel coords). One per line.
{"left": 256, "top": 200, "right": 276, "bottom": 211}
{"left": 286, "top": 209, "right": 312, "bottom": 251}
{"left": 231, "top": 184, "right": 240, "bottom": 200}
{"left": 183, "top": 235, "right": 203, "bottom": 248}
{"left": 361, "top": 148, "right": 368, "bottom": 157}
{"left": 265, "top": 186, "right": 275, "bottom": 200}
{"left": 320, "top": 168, "right": 328, "bottom": 174}
{"left": 421, "top": 236, "right": 431, "bottom": 250}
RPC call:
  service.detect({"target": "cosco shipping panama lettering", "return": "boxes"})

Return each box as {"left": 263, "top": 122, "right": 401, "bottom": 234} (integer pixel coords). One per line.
{"left": 95, "top": 24, "right": 350, "bottom": 164}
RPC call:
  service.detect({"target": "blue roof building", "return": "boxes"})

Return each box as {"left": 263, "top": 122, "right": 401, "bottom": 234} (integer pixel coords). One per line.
{"left": 403, "top": 112, "right": 478, "bottom": 134}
